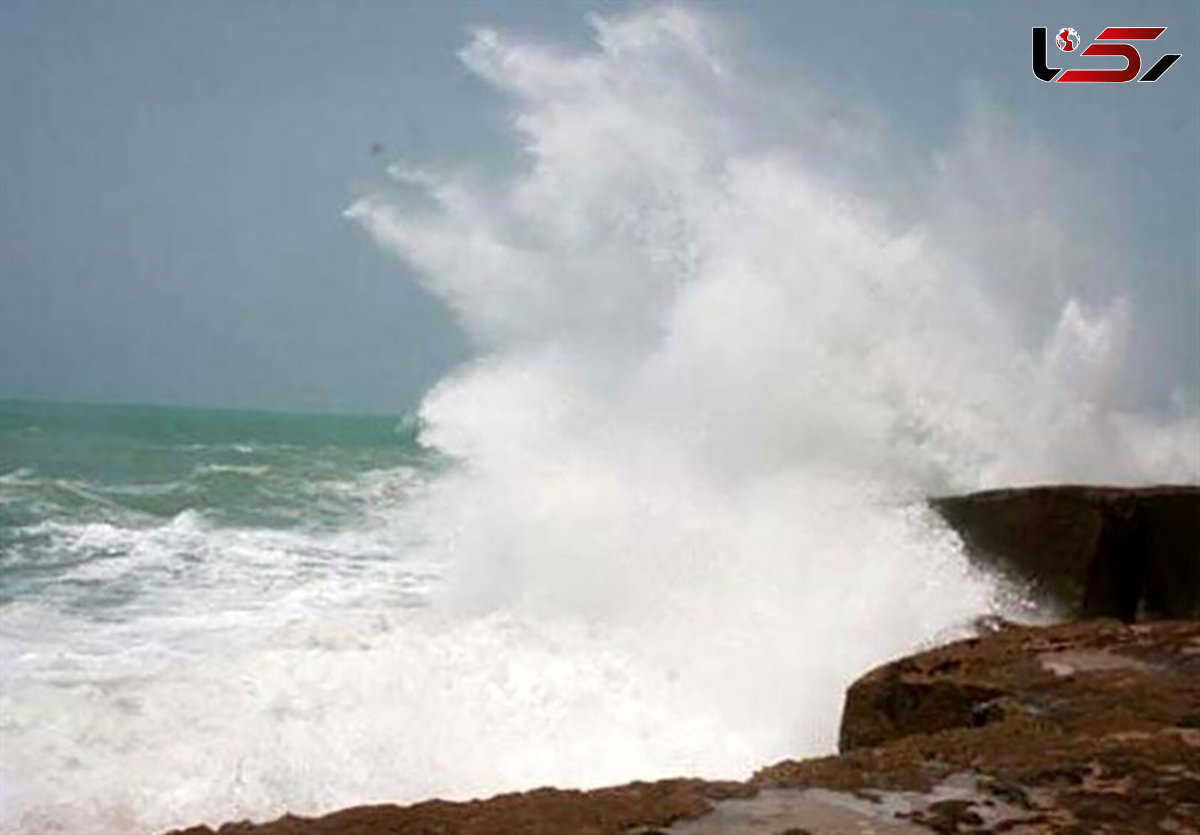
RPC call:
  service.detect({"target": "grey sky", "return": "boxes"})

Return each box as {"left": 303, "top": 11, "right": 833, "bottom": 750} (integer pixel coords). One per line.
{"left": 1, "top": 0, "right": 1196, "bottom": 415}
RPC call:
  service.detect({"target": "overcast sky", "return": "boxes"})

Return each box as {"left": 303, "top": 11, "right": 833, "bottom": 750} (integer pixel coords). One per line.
{"left": 1, "top": 0, "right": 1196, "bottom": 415}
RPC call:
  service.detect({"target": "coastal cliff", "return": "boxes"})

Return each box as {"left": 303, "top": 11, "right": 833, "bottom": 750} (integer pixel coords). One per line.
{"left": 168, "top": 485, "right": 1200, "bottom": 835}
{"left": 933, "top": 485, "right": 1199, "bottom": 620}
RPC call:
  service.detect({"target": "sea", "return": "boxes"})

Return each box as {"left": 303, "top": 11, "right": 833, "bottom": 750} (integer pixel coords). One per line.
{"left": 0, "top": 399, "right": 447, "bottom": 830}
{"left": 4, "top": 5, "right": 1198, "bottom": 833}
{"left": 0, "top": 397, "right": 1008, "bottom": 835}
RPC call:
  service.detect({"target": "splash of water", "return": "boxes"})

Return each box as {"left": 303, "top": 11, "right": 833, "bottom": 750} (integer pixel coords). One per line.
{"left": 351, "top": 7, "right": 1197, "bottom": 493}
{"left": 333, "top": 0, "right": 1195, "bottom": 814}
{"left": 344, "top": 0, "right": 1199, "bottom": 788}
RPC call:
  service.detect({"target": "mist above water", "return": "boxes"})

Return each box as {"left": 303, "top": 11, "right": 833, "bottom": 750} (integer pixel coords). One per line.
{"left": 344, "top": 0, "right": 1197, "bottom": 812}
{"left": 347, "top": 0, "right": 1200, "bottom": 784}
{"left": 350, "top": 0, "right": 1197, "bottom": 638}
{"left": 352, "top": 6, "right": 1197, "bottom": 494}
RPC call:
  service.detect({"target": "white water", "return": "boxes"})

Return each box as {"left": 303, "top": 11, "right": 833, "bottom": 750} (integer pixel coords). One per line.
{"left": 3, "top": 6, "right": 1198, "bottom": 833}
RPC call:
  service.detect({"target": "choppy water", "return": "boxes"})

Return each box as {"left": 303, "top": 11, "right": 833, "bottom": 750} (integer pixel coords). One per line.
{"left": 0, "top": 399, "right": 1000, "bottom": 835}
{"left": 3, "top": 5, "right": 1198, "bottom": 834}
{"left": 0, "top": 400, "right": 448, "bottom": 831}
{"left": 0, "top": 400, "right": 435, "bottom": 609}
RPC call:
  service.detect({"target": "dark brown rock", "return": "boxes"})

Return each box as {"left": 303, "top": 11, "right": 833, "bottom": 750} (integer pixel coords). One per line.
{"left": 931, "top": 485, "right": 1200, "bottom": 620}
{"left": 835, "top": 619, "right": 1200, "bottom": 755}
{"left": 837, "top": 661, "right": 1006, "bottom": 752}
{"left": 761, "top": 618, "right": 1200, "bottom": 833}
{"left": 164, "top": 780, "right": 755, "bottom": 835}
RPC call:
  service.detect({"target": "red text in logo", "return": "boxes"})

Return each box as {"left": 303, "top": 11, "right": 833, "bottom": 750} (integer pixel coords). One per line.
{"left": 1033, "top": 27, "right": 1181, "bottom": 83}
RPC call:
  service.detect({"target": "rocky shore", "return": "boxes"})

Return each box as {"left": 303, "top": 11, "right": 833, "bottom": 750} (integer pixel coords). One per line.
{"left": 168, "top": 486, "right": 1199, "bottom": 835}
{"left": 932, "top": 485, "right": 1199, "bottom": 620}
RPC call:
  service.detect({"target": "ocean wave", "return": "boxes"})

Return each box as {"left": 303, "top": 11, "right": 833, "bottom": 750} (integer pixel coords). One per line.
{"left": 0, "top": 468, "right": 36, "bottom": 484}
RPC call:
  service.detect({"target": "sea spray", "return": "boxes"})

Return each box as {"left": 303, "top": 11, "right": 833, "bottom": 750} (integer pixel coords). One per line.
{"left": 2, "top": 5, "right": 1198, "bottom": 834}
{"left": 346, "top": 0, "right": 1197, "bottom": 801}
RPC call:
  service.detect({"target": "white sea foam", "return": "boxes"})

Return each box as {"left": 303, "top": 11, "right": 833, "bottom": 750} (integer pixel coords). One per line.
{"left": 2, "top": 5, "right": 1197, "bottom": 833}
{"left": 0, "top": 469, "right": 35, "bottom": 484}
{"left": 192, "top": 463, "right": 271, "bottom": 476}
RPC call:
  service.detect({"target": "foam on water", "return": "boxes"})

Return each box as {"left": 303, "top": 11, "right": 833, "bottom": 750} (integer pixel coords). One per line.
{"left": 2, "top": 6, "right": 1198, "bottom": 833}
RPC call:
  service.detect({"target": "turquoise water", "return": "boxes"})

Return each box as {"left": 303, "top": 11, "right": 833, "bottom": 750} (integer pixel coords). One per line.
{"left": 0, "top": 400, "right": 427, "bottom": 551}
{"left": 0, "top": 401, "right": 470, "bottom": 832}
{"left": 0, "top": 400, "right": 433, "bottom": 607}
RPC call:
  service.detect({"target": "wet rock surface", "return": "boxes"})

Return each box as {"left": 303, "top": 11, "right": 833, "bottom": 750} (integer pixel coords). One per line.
{"left": 931, "top": 485, "right": 1200, "bottom": 620}
{"left": 168, "top": 618, "right": 1200, "bottom": 835}
{"left": 760, "top": 618, "right": 1200, "bottom": 834}
{"left": 166, "top": 781, "right": 754, "bottom": 835}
